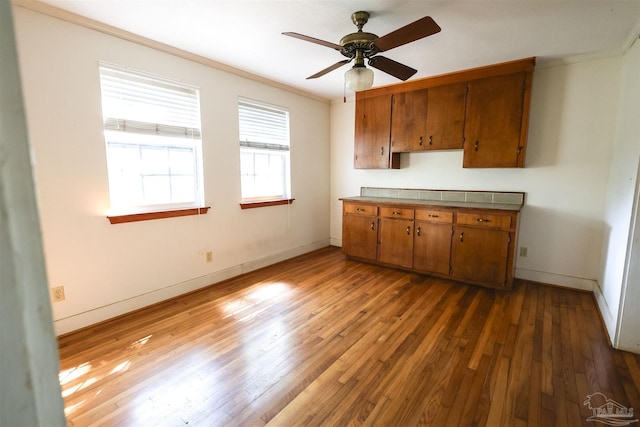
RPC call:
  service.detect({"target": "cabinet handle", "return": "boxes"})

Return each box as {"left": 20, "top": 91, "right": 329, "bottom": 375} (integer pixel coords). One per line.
{"left": 356, "top": 208, "right": 365, "bottom": 212}
{"left": 406, "top": 226, "right": 411, "bottom": 235}
{"left": 419, "top": 136, "right": 423, "bottom": 146}
{"left": 417, "top": 226, "right": 421, "bottom": 236}
{"left": 392, "top": 211, "right": 402, "bottom": 215}
{"left": 477, "top": 218, "right": 490, "bottom": 223}
{"left": 474, "top": 141, "right": 479, "bottom": 151}
{"left": 428, "top": 214, "right": 439, "bottom": 218}
{"left": 371, "top": 221, "right": 375, "bottom": 231}
{"left": 429, "top": 135, "right": 433, "bottom": 145}
{"left": 381, "top": 146, "right": 384, "bottom": 156}
{"left": 459, "top": 232, "right": 464, "bottom": 242}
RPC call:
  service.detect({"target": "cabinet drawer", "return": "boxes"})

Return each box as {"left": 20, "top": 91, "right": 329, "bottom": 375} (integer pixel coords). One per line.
{"left": 415, "top": 209, "right": 453, "bottom": 223}
{"left": 380, "top": 207, "right": 414, "bottom": 219}
{"left": 344, "top": 203, "right": 377, "bottom": 216}
{"left": 457, "top": 212, "right": 511, "bottom": 229}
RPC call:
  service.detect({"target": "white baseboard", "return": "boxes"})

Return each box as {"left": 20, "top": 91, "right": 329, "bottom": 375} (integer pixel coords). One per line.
{"left": 515, "top": 268, "right": 597, "bottom": 291}
{"left": 592, "top": 282, "right": 617, "bottom": 343}
{"left": 53, "top": 239, "right": 330, "bottom": 336}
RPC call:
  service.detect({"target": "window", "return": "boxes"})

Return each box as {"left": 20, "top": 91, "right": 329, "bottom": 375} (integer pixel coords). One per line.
{"left": 99, "top": 64, "right": 204, "bottom": 215}
{"left": 238, "top": 98, "right": 291, "bottom": 205}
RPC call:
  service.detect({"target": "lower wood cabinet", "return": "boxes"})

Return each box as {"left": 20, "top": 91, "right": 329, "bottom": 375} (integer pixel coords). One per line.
{"left": 342, "top": 200, "right": 519, "bottom": 290}
{"left": 377, "top": 207, "right": 414, "bottom": 268}
{"left": 413, "top": 209, "right": 453, "bottom": 275}
{"left": 342, "top": 203, "right": 378, "bottom": 261}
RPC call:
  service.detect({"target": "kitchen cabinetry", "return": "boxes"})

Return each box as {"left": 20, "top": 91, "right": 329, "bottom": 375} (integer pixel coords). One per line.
{"left": 424, "top": 83, "right": 466, "bottom": 150}
{"left": 341, "top": 200, "right": 519, "bottom": 289}
{"left": 354, "top": 94, "right": 399, "bottom": 169}
{"left": 390, "top": 83, "right": 466, "bottom": 152}
{"left": 390, "top": 90, "right": 427, "bottom": 152}
{"left": 413, "top": 209, "right": 453, "bottom": 275}
{"left": 342, "top": 202, "right": 378, "bottom": 261}
{"left": 463, "top": 73, "right": 528, "bottom": 168}
{"left": 377, "top": 207, "right": 414, "bottom": 268}
{"left": 354, "top": 57, "right": 534, "bottom": 169}
{"left": 451, "top": 211, "right": 515, "bottom": 287}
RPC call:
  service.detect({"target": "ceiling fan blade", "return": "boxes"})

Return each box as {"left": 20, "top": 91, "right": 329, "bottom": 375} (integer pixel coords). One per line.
{"left": 368, "top": 56, "right": 417, "bottom": 81}
{"left": 373, "top": 16, "right": 441, "bottom": 52}
{"left": 307, "top": 59, "right": 351, "bottom": 79}
{"left": 282, "top": 32, "right": 343, "bottom": 51}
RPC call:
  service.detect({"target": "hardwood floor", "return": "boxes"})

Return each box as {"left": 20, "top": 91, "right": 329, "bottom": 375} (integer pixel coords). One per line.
{"left": 58, "top": 246, "right": 640, "bottom": 426}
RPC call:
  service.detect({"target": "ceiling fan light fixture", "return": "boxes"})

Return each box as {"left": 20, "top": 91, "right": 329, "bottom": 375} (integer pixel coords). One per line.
{"left": 345, "top": 65, "right": 374, "bottom": 92}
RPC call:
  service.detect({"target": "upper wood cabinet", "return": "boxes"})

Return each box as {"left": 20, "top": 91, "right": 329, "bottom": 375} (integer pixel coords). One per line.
{"left": 463, "top": 73, "right": 529, "bottom": 168}
{"left": 390, "top": 83, "right": 466, "bottom": 152}
{"left": 424, "top": 82, "right": 467, "bottom": 150}
{"left": 354, "top": 94, "right": 400, "bottom": 169}
{"left": 354, "top": 57, "right": 535, "bottom": 169}
{"left": 390, "top": 90, "right": 427, "bottom": 152}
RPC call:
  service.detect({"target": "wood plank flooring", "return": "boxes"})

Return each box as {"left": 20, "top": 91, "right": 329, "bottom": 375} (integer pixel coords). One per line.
{"left": 57, "top": 246, "right": 640, "bottom": 426}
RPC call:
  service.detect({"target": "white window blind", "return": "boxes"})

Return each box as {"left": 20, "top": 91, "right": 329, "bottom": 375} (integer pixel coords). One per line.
{"left": 100, "top": 64, "right": 201, "bottom": 139}
{"left": 239, "top": 98, "right": 290, "bottom": 150}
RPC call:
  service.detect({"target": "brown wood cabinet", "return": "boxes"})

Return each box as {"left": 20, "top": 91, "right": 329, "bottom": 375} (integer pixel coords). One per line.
{"left": 354, "top": 57, "right": 534, "bottom": 169}
{"left": 463, "top": 73, "right": 528, "bottom": 168}
{"left": 390, "top": 90, "right": 427, "bottom": 152}
{"left": 341, "top": 200, "right": 519, "bottom": 289}
{"left": 413, "top": 209, "right": 453, "bottom": 275}
{"left": 342, "top": 203, "right": 378, "bottom": 261}
{"left": 377, "top": 207, "right": 414, "bottom": 268}
{"left": 390, "top": 84, "right": 466, "bottom": 152}
{"left": 450, "top": 209, "right": 516, "bottom": 288}
{"left": 424, "top": 83, "right": 467, "bottom": 150}
{"left": 354, "top": 94, "right": 399, "bottom": 169}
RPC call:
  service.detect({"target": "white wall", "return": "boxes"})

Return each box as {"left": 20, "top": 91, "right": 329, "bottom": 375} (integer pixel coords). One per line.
{"left": 600, "top": 38, "right": 640, "bottom": 350}
{"left": 14, "top": 8, "right": 331, "bottom": 335}
{"left": 330, "top": 56, "right": 622, "bottom": 291}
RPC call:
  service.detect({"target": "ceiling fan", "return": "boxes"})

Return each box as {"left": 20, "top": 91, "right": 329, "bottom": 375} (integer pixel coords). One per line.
{"left": 283, "top": 11, "right": 441, "bottom": 91}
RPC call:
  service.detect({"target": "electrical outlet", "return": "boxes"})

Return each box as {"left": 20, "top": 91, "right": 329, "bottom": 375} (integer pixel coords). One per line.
{"left": 519, "top": 247, "right": 528, "bottom": 257}
{"left": 205, "top": 251, "right": 213, "bottom": 263}
{"left": 51, "top": 286, "right": 65, "bottom": 302}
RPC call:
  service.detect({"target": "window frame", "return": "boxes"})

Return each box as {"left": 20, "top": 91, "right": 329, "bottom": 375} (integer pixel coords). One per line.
{"left": 99, "top": 63, "right": 207, "bottom": 221}
{"left": 238, "top": 98, "right": 292, "bottom": 208}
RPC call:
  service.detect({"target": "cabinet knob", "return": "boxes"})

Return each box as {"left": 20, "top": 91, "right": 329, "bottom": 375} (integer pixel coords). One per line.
{"left": 429, "top": 135, "right": 433, "bottom": 145}
{"left": 417, "top": 226, "right": 421, "bottom": 236}
{"left": 474, "top": 141, "right": 479, "bottom": 151}
{"left": 459, "top": 232, "right": 464, "bottom": 242}
{"left": 406, "top": 226, "right": 411, "bottom": 235}
{"left": 419, "top": 136, "right": 423, "bottom": 146}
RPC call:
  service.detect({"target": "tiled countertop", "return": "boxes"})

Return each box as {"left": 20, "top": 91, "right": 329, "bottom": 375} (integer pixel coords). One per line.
{"left": 340, "top": 187, "right": 525, "bottom": 212}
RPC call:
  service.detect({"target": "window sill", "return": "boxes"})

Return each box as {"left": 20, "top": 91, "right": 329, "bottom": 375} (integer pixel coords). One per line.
{"left": 239, "top": 199, "right": 295, "bottom": 210}
{"left": 107, "top": 206, "right": 210, "bottom": 224}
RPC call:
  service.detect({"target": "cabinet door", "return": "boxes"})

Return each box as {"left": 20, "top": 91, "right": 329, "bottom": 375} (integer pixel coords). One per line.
{"left": 413, "top": 221, "right": 452, "bottom": 275}
{"left": 354, "top": 94, "right": 399, "bottom": 169}
{"left": 425, "top": 83, "right": 466, "bottom": 150}
{"left": 451, "top": 226, "right": 510, "bottom": 287}
{"left": 391, "top": 90, "right": 427, "bottom": 152}
{"left": 463, "top": 72, "right": 526, "bottom": 168}
{"left": 378, "top": 218, "right": 413, "bottom": 268}
{"left": 343, "top": 215, "right": 378, "bottom": 261}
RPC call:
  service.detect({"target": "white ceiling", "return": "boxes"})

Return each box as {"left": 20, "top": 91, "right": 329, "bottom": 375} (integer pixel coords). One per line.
{"left": 35, "top": 0, "right": 640, "bottom": 101}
